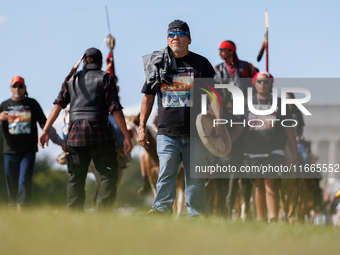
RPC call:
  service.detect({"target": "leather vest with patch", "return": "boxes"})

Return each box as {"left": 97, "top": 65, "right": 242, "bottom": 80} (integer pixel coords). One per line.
{"left": 68, "top": 69, "right": 108, "bottom": 122}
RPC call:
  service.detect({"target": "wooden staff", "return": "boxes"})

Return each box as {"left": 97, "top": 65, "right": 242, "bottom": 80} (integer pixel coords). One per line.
{"left": 265, "top": 10, "right": 269, "bottom": 72}
{"left": 257, "top": 10, "right": 269, "bottom": 72}
{"left": 105, "top": 6, "right": 116, "bottom": 79}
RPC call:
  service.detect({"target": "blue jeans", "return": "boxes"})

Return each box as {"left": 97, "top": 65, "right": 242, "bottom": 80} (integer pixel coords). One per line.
{"left": 108, "top": 115, "right": 124, "bottom": 147}
{"left": 297, "top": 142, "right": 310, "bottom": 165}
{"left": 4, "top": 152, "right": 36, "bottom": 206}
{"left": 152, "top": 135, "right": 207, "bottom": 217}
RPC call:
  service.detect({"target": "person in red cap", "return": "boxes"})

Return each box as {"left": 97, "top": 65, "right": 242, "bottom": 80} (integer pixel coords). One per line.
{"left": 232, "top": 71, "right": 298, "bottom": 223}
{"left": 0, "top": 76, "right": 66, "bottom": 210}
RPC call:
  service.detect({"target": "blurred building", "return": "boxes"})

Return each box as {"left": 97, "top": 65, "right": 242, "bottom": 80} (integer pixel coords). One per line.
{"left": 303, "top": 104, "right": 340, "bottom": 190}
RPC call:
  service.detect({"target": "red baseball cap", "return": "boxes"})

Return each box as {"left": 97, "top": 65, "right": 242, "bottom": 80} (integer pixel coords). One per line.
{"left": 11, "top": 76, "right": 25, "bottom": 86}
{"left": 252, "top": 71, "right": 274, "bottom": 85}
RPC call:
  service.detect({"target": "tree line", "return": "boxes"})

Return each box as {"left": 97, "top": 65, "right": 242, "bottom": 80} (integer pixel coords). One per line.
{"left": 0, "top": 131, "right": 144, "bottom": 207}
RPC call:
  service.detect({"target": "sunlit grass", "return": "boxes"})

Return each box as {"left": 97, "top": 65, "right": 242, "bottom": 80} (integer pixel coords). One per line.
{"left": 0, "top": 206, "right": 339, "bottom": 255}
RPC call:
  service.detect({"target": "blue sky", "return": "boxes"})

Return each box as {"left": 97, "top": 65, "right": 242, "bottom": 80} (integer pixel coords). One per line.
{"left": 1, "top": 0, "right": 339, "bottom": 161}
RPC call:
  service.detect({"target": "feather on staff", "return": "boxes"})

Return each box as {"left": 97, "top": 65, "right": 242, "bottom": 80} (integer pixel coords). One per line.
{"left": 257, "top": 40, "right": 266, "bottom": 62}
{"left": 65, "top": 54, "right": 85, "bottom": 83}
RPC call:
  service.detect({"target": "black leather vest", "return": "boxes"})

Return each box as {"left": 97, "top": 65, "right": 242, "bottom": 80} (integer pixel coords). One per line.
{"left": 214, "top": 60, "right": 253, "bottom": 96}
{"left": 68, "top": 69, "right": 108, "bottom": 122}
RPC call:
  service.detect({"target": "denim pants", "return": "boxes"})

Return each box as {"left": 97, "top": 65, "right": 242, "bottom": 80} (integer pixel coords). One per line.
{"left": 297, "top": 142, "right": 310, "bottom": 165}
{"left": 4, "top": 152, "right": 36, "bottom": 206}
{"left": 152, "top": 135, "right": 207, "bottom": 216}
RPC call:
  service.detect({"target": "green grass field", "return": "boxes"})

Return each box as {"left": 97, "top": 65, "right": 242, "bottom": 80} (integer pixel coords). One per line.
{"left": 0, "top": 206, "right": 339, "bottom": 255}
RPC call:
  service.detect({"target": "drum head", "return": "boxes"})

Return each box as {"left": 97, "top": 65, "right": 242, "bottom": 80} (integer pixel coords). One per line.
{"left": 56, "top": 151, "right": 67, "bottom": 165}
{"left": 196, "top": 111, "right": 232, "bottom": 157}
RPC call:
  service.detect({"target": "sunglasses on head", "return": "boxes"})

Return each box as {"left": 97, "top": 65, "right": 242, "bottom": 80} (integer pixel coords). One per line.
{"left": 256, "top": 79, "right": 270, "bottom": 84}
{"left": 11, "top": 84, "right": 24, "bottom": 89}
{"left": 168, "top": 31, "right": 186, "bottom": 38}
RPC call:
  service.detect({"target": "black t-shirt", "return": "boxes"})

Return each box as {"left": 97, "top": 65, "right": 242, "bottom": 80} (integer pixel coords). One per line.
{"left": 243, "top": 95, "right": 293, "bottom": 155}
{"left": 142, "top": 51, "right": 215, "bottom": 137}
{"left": 0, "top": 97, "right": 46, "bottom": 154}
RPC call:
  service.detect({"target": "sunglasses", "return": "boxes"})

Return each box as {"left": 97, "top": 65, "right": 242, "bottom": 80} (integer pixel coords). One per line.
{"left": 256, "top": 79, "right": 270, "bottom": 84}
{"left": 219, "top": 48, "right": 233, "bottom": 52}
{"left": 168, "top": 31, "right": 186, "bottom": 38}
{"left": 11, "top": 84, "right": 24, "bottom": 89}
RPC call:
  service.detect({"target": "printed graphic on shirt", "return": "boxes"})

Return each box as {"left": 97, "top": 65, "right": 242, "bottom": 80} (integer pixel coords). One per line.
{"left": 161, "top": 72, "right": 194, "bottom": 107}
{"left": 7, "top": 108, "right": 31, "bottom": 134}
{"left": 248, "top": 104, "right": 278, "bottom": 131}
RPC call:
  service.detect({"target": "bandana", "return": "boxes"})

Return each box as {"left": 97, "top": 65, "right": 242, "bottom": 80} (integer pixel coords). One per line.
{"left": 219, "top": 41, "right": 236, "bottom": 52}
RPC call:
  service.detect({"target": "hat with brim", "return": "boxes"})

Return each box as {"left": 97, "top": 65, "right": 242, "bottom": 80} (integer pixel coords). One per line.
{"left": 252, "top": 71, "right": 274, "bottom": 85}
{"left": 83, "top": 47, "right": 102, "bottom": 70}
{"left": 11, "top": 76, "right": 25, "bottom": 86}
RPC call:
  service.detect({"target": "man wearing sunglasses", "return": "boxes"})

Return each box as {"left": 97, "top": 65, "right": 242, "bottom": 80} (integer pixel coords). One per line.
{"left": 232, "top": 72, "right": 298, "bottom": 223}
{"left": 0, "top": 76, "right": 66, "bottom": 210}
{"left": 139, "top": 20, "right": 220, "bottom": 218}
